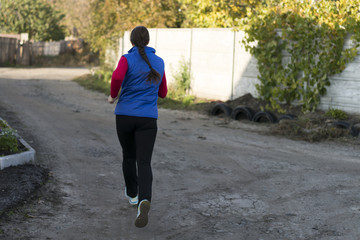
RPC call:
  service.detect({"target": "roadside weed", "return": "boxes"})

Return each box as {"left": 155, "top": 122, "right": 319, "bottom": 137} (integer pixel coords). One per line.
{"left": 0, "top": 120, "right": 19, "bottom": 155}
{"left": 325, "top": 108, "right": 348, "bottom": 120}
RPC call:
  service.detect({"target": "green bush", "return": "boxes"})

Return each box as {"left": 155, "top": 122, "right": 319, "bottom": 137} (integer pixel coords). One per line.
{"left": 0, "top": 0, "right": 65, "bottom": 41}
{"left": 325, "top": 108, "right": 348, "bottom": 120}
{"left": 0, "top": 120, "right": 8, "bottom": 129}
{"left": 242, "top": 0, "right": 360, "bottom": 113}
{"left": 182, "top": 95, "right": 196, "bottom": 107}
{"left": 173, "top": 58, "right": 192, "bottom": 95}
{"left": 0, "top": 120, "right": 19, "bottom": 155}
{"left": 158, "top": 58, "right": 197, "bottom": 109}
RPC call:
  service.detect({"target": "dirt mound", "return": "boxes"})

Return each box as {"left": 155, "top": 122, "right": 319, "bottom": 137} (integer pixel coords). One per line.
{"left": 269, "top": 119, "right": 350, "bottom": 142}
{"left": 0, "top": 164, "right": 49, "bottom": 213}
{"left": 225, "top": 93, "right": 267, "bottom": 112}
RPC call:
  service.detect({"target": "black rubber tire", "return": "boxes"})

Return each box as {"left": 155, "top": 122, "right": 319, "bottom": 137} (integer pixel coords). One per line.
{"left": 210, "top": 103, "right": 232, "bottom": 117}
{"left": 350, "top": 124, "right": 360, "bottom": 137}
{"left": 252, "top": 111, "right": 278, "bottom": 123}
{"left": 278, "top": 114, "right": 298, "bottom": 121}
{"left": 331, "top": 121, "right": 350, "bottom": 129}
{"left": 231, "top": 106, "right": 255, "bottom": 121}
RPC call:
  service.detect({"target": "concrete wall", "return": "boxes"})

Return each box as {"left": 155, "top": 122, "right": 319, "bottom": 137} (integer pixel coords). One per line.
{"left": 319, "top": 56, "right": 360, "bottom": 113}
{"left": 118, "top": 28, "right": 260, "bottom": 101}
{"left": 117, "top": 28, "right": 360, "bottom": 114}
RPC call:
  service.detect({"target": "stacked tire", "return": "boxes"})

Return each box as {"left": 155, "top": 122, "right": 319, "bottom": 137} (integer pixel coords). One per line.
{"left": 210, "top": 103, "right": 233, "bottom": 117}
{"left": 210, "top": 104, "right": 299, "bottom": 125}
{"left": 209, "top": 103, "right": 359, "bottom": 138}
{"left": 231, "top": 106, "right": 254, "bottom": 121}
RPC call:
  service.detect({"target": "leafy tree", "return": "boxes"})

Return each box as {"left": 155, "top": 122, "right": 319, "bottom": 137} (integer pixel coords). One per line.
{"left": 178, "top": 0, "right": 264, "bottom": 27}
{"left": 0, "top": 0, "right": 65, "bottom": 41}
{"left": 87, "top": 0, "right": 264, "bottom": 60}
{"left": 46, "top": 0, "right": 91, "bottom": 37}
{"left": 87, "top": 0, "right": 183, "bottom": 61}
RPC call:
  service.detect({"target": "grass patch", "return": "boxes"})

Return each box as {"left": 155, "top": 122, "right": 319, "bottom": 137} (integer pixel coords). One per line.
{"left": 73, "top": 72, "right": 110, "bottom": 96}
{"left": 325, "top": 108, "right": 348, "bottom": 120}
{"left": 159, "top": 88, "right": 197, "bottom": 108}
{"left": 158, "top": 91, "right": 212, "bottom": 113}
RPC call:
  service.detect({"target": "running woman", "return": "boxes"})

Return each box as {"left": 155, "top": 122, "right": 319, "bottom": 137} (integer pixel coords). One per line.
{"left": 108, "top": 26, "right": 167, "bottom": 228}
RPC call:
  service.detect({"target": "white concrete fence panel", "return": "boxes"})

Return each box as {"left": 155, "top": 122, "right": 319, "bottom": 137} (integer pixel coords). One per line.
{"left": 115, "top": 28, "right": 360, "bottom": 114}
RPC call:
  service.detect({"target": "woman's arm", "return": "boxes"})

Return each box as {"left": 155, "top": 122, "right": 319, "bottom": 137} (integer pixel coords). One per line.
{"left": 110, "top": 56, "right": 128, "bottom": 99}
{"left": 158, "top": 72, "right": 168, "bottom": 98}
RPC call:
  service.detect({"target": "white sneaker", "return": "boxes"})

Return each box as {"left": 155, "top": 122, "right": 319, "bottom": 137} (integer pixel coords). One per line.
{"left": 125, "top": 188, "right": 138, "bottom": 205}
{"left": 135, "top": 200, "right": 150, "bottom": 228}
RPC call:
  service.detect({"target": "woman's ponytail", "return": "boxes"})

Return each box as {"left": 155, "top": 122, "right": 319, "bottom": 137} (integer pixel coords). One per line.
{"left": 130, "top": 26, "right": 161, "bottom": 83}
{"left": 137, "top": 46, "right": 161, "bottom": 83}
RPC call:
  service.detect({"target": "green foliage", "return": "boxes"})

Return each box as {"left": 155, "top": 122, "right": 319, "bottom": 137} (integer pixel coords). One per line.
{"left": 0, "top": 120, "right": 8, "bottom": 129}
{"left": 242, "top": 0, "right": 360, "bottom": 113}
{"left": 165, "top": 58, "right": 196, "bottom": 107}
{"left": 172, "top": 58, "right": 192, "bottom": 95}
{"left": 325, "top": 108, "right": 348, "bottom": 120}
{"left": 158, "top": 58, "right": 197, "bottom": 109}
{"left": 45, "top": 0, "right": 91, "bottom": 37}
{"left": 181, "top": 95, "right": 196, "bottom": 106}
{"left": 87, "top": 0, "right": 182, "bottom": 62}
{"left": 86, "top": 0, "right": 262, "bottom": 61}
{"left": 178, "top": 0, "right": 263, "bottom": 27}
{"left": 0, "top": 0, "right": 66, "bottom": 41}
{"left": 0, "top": 120, "right": 19, "bottom": 155}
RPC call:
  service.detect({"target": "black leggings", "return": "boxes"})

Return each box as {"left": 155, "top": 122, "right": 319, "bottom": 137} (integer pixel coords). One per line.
{"left": 116, "top": 115, "right": 157, "bottom": 203}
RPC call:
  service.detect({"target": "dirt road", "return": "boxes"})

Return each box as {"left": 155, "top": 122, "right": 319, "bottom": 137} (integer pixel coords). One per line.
{"left": 0, "top": 68, "right": 360, "bottom": 240}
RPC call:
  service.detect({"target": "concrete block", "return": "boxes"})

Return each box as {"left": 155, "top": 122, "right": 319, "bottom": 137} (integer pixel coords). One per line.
{"left": 0, "top": 118, "right": 35, "bottom": 170}
{"left": 156, "top": 29, "right": 192, "bottom": 85}
{"left": 190, "top": 29, "right": 234, "bottom": 100}
{"left": 233, "top": 76, "right": 260, "bottom": 99}
{"left": 0, "top": 136, "right": 36, "bottom": 170}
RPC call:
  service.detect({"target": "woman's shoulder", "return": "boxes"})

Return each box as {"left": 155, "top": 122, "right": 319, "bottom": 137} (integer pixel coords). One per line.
{"left": 152, "top": 54, "right": 164, "bottom": 65}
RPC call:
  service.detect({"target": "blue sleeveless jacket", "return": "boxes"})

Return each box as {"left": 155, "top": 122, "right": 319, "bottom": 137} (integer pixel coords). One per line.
{"left": 114, "top": 46, "right": 164, "bottom": 119}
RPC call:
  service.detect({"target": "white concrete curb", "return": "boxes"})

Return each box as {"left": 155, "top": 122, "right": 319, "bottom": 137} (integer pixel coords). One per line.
{"left": 0, "top": 118, "right": 35, "bottom": 170}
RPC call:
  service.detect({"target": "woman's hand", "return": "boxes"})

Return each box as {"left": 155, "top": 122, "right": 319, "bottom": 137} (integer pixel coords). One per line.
{"left": 108, "top": 95, "right": 116, "bottom": 104}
